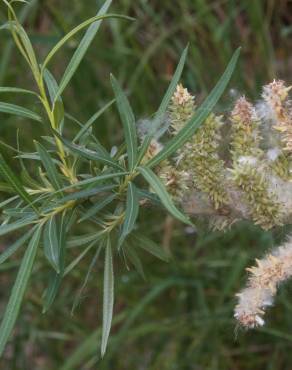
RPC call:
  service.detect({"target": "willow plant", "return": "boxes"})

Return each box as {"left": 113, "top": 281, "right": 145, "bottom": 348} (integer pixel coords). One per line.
{"left": 0, "top": 0, "right": 240, "bottom": 357}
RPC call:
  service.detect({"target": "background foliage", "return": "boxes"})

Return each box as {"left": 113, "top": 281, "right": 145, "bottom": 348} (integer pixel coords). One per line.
{"left": 0, "top": 0, "right": 291, "bottom": 369}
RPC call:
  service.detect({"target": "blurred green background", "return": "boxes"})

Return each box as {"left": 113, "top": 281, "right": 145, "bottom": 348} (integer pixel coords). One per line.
{"left": 0, "top": 0, "right": 292, "bottom": 369}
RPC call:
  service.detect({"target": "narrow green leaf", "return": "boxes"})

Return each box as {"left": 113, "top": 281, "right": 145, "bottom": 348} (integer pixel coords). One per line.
{"left": 110, "top": 75, "right": 137, "bottom": 170}
{"left": 147, "top": 47, "right": 241, "bottom": 168}
{"left": 119, "top": 182, "right": 139, "bottom": 248}
{"left": 132, "top": 234, "right": 169, "bottom": 262}
{"left": 35, "top": 141, "right": 63, "bottom": 191}
{"left": 43, "top": 216, "right": 61, "bottom": 273}
{"left": 71, "top": 243, "right": 103, "bottom": 315}
{"left": 67, "top": 231, "right": 103, "bottom": 248}
{"left": 0, "top": 224, "right": 42, "bottom": 357}
{"left": 43, "top": 69, "right": 64, "bottom": 129}
{"left": 52, "top": 130, "right": 125, "bottom": 171}
{"left": 56, "top": 171, "right": 127, "bottom": 194}
{"left": 0, "top": 87, "right": 37, "bottom": 96}
{"left": 101, "top": 236, "right": 114, "bottom": 357}
{"left": 0, "top": 228, "right": 34, "bottom": 265}
{"left": 138, "top": 166, "right": 192, "bottom": 225}
{"left": 43, "top": 212, "right": 67, "bottom": 312}
{"left": 137, "top": 45, "right": 188, "bottom": 163}
{"left": 64, "top": 241, "right": 96, "bottom": 276}
{"left": 79, "top": 193, "right": 116, "bottom": 223}
{"left": 0, "top": 154, "right": 39, "bottom": 214}
{"left": 59, "top": 184, "right": 116, "bottom": 203}
{"left": 0, "top": 102, "right": 41, "bottom": 122}
{"left": 125, "top": 244, "right": 145, "bottom": 280}
{"left": 42, "top": 14, "right": 134, "bottom": 71}
{"left": 73, "top": 99, "right": 115, "bottom": 143}
{"left": 56, "top": 0, "right": 112, "bottom": 100}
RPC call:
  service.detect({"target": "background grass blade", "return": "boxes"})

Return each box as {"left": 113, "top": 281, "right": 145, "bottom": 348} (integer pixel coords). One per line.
{"left": 0, "top": 224, "right": 42, "bottom": 357}
{"left": 0, "top": 102, "right": 41, "bottom": 122}
{"left": 146, "top": 47, "right": 241, "bottom": 168}
{"left": 101, "top": 236, "right": 114, "bottom": 357}
{"left": 0, "top": 154, "right": 39, "bottom": 214}
{"left": 110, "top": 75, "right": 138, "bottom": 170}
{"left": 138, "top": 166, "right": 192, "bottom": 225}
{"left": 56, "top": 0, "right": 112, "bottom": 101}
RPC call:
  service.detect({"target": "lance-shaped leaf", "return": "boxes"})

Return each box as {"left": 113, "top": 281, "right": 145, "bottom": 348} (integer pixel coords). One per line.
{"left": 43, "top": 69, "right": 64, "bottom": 129}
{"left": 0, "top": 87, "right": 37, "bottom": 96}
{"left": 43, "top": 215, "right": 61, "bottom": 273}
{"left": 59, "top": 184, "right": 116, "bottom": 203}
{"left": 0, "top": 102, "right": 41, "bottom": 122}
{"left": 146, "top": 47, "right": 241, "bottom": 168}
{"left": 52, "top": 129, "right": 125, "bottom": 171}
{"left": 79, "top": 193, "right": 116, "bottom": 223}
{"left": 118, "top": 182, "right": 139, "bottom": 248}
{"left": 56, "top": 0, "right": 112, "bottom": 101}
{"left": 73, "top": 99, "right": 115, "bottom": 143}
{"left": 138, "top": 166, "right": 192, "bottom": 226}
{"left": 0, "top": 216, "right": 36, "bottom": 237}
{"left": 132, "top": 233, "right": 169, "bottom": 262}
{"left": 42, "top": 14, "right": 134, "bottom": 71}
{"left": 137, "top": 45, "right": 188, "bottom": 163}
{"left": 0, "top": 224, "right": 42, "bottom": 357}
{"left": 0, "top": 154, "right": 39, "bottom": 214}
{"left": 43, "top": 212, "right": 67, "bottom": 312}
{"left": 35, "top": 141, "right": 63, "bottom": 191}
{"left": 101, "top": 236, "right": 114, "bottom": 357}
{"left": 0, "top": 227, "right": 34, "bottom": 265}
{"left": 110, "top": 75, "right": 138, "bottom": 171}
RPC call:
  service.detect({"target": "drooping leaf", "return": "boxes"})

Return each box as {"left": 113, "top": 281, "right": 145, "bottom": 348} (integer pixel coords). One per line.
{"left": 42, "top": 212, "right": 67, "bottom": 312}
{"left": 138, "top": 166, "right": 192, "bottom": 225}
{"left": 118, "top": 182, "right": 139, "bottom": 248}
{"left": 110, "top": 75, "right": 138, "bottom": 170}
{"left": 101, "top": 236, "right": 114, "bottom": 357}
{"left": 0, "top": 227, "right": 34, "bottom": 265}
{"left": 146, "top": 47, "right": 241, "bottom": 168}
{"left": 0, "top": 102, "right": 41, "bottom": 122}
{"left": 0, "top": 224, "right": 42, "bottom": 356}
{"left": 56, "top": 0, "right": 112, "bottom": 100}
{"left": 43, "top": 215, "right": 61, "bottom": 273}
{"left": 0, "top": 154, "right": 39, "bottom": 214}
{"left": 42, "top": 14, "right": 134, "bottom": 71}
{"left": 125, "top": 243, "right": 145, "bottom": 280}
{"left": 132, "top": 233, "right": 169, "bottom": 262}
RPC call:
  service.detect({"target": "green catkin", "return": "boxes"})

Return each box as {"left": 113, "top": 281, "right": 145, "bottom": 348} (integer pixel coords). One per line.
{"left": 262, "top": 80, "right": 292, "bottom": 180}
{"left": 231, "top": 161, "right": 282, "bottom": 230}
{"left": 169, "top": 84, "right": 228, "bottom": 210}
{"left": 230, "top": 96, "right": 262, "bottom": 161}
